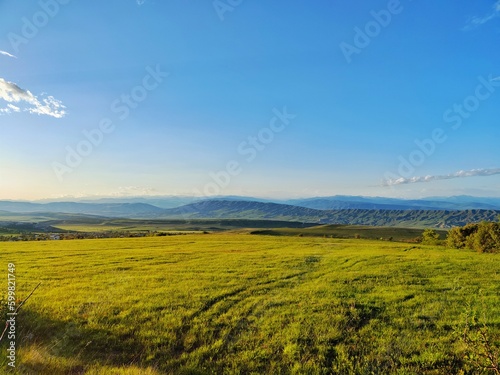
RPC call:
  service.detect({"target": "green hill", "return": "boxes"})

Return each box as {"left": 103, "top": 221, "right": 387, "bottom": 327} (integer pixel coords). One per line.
{"left": 161, "top": 200, "right": 500, "bottom": 228}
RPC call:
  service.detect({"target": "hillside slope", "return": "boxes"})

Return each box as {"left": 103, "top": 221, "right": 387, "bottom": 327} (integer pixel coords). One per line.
{"left": 161, "top": 200, "right": 500, "bottom": 228}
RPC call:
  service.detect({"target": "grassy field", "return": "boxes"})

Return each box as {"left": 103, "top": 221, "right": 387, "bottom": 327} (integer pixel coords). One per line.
{"left": 249, "top": 224, "right": 448, "bottom": 241}
{"left": 45, "top": 218, "right": 319, "bottom": 233}
{"left": 0, "top": 234, "right": 499, "bottom": 374}
{"left": 49, "top": 219, "right": 446, "bottom": 242}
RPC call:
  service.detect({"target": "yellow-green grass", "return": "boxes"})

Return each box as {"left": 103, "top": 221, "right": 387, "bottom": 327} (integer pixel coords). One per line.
{"left": 53, "top": 223, "right": 203, "bottom": 234}
{"left": 0, "top": 235, "right": 499, "bottom": 374}
{"left": 249, "top": 224, "right": 448, "bottom": 241}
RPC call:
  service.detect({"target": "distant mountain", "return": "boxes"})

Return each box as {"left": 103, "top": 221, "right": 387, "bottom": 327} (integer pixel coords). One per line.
{"left": 285, "top": 195, "right": 500, "bottom": 211}
{"left": 1, "top": 197, "right": 500, "bottom": 228}
{"left": 162, "top": 200, "right": 327, "bottom": 222}
{"left": 27, "top": 195, "right": 500, "bottom": 211}
{"left": 425, "top": 195, "right": 500, "bottom": 208}
{"left": 33, "top": 195, "right": 273, "bottom": 209}
{"left": 159, "top": 200, "right": 500, "bottom": 228}
{"left": 0, "top": 201, "right": 163, "bottom": 218}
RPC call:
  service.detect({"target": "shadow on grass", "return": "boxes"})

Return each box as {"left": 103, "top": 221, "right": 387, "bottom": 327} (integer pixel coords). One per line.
{"left": 0, "top": 308, "right": 148, "bottom": 374}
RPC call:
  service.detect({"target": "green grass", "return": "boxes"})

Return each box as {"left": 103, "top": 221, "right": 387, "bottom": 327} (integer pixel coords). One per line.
{"left": 52, "top": 220, "right": 447, "bottom": 242}
{"left": 249, "top": 224, "right": 448, "bottom": 241}
{"left": 49, "top": 218, "right": 318, "bottom": 233}
{"left": 0, "top": 234, "right": 499, "bottom": 374}
{"left": 53, "top": 223, "right": 205, "bottom": 234}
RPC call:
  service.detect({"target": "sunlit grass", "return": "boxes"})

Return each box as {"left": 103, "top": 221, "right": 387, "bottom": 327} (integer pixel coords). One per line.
{"left": 0, "top": 234, "right": 498, "bottom": 374}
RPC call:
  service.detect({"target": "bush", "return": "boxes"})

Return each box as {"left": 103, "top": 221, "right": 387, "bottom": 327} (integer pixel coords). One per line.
{"left": 447, "top": 223, "right": 479, "bottom": 249}
{"left": 422, "top": 229, "right": 439, "bottom": 245}
{"left": 471, "top": 222, "right": 500, "bottom": 253}
{"left": 446, "top": 222, "right": 500, "bottom": 253}
{"left": 456, "top": 305, "right": 500, "bottom": 373}
{"left": 447, "top": 227, "right": 465, "bottom": 249}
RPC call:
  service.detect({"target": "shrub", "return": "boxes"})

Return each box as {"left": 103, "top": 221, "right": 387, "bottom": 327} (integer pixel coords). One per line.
{"left": 446, "top": 222, "right": 500, "bottom": 253}
{"left": 447, "top": 227, "right": 465, "bottom": 249}
{"left": 422, "top": 229, "right": 439, "bottom": 245}
{"left": 456, "top": 305, "right": 500, "bottom": 374}
{"left": 471, "top": 222, "right": 500, "bottom": 253}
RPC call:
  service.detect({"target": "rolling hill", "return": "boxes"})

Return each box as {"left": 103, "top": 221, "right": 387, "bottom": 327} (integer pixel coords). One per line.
{"left": 285, "top": 195, "right": 500, "bottom": 210}
{"left": 28, "top": 194, "right": 500, "bottom": 211}
{"left": 1, "top": 198, "right": 499, "bottom": 228}
{"left": 159, "top": 200, "right": 499, "bottom": 228}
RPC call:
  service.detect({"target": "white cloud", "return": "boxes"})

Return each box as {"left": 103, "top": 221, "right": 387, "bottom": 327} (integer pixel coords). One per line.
{"left": 0, "top": 78, "right": 66, "bottom": 118}
{"left": 115, "top": 186, "right": 158, "bottom": 196}
{"left": 0, "top": 50, "right": 17, "bottom": 59}
{"left": 385, "top": 168, "right": 500, "bottom": 186}
{"left": 464, "top": 1, "right": 500, "bottom": 29}
{"left": 0, "top": 104, "right": 21, "bottom": 114}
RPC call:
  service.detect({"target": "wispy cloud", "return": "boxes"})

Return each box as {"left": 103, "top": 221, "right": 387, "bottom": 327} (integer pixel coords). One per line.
{"left": 0, "top": 50, "right": 17, "bottom": 59}
{"left": 385, "top": 168, "right": 500, "bottom": 186}
{"left": 115, "top": 186, "right": 158, "bottom": 196}
{"left": 464, "top": 0, "right": 500, "bottom": 29}
{"left": 0, "top": 103, "right": 21, "bottom": 114}
{"left": 0, "top": 78, "right": 66, "bottom": 118}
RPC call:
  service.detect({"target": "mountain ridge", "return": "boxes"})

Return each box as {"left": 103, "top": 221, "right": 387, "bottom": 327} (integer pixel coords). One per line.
{"left": 158, "top": 200, "right": 499, "bottom": 228}
{"left": 18, "top": 194, "right": 500, "bottom": 210}
{"left": 1, "top": 197, "right": 499, "bottom": 228}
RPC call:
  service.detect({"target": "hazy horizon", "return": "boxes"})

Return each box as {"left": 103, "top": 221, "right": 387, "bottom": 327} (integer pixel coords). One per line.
{"left": 4, "top": 192, "right": 500, "bottom": 204}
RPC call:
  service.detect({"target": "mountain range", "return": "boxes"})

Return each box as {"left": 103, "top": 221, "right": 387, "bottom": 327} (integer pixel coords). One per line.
{"left": 27, "top": 195, "right": 500, "bottom": 210}
{"left": 1, "top": 195, "right": 500, "bottom": 228}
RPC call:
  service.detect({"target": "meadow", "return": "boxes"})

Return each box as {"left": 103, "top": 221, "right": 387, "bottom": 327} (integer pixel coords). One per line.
{"left": 0, "top": 234, "right": 499, "bottom": 374}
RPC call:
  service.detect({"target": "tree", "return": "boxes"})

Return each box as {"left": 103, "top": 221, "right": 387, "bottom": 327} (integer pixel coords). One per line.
{"left": 447, "top": 227, "right": 465, "bottom": 249}
{"left": 447, "top": 223, "right": 479, "bottom": 249}
{"left": 422, "top": 229, "right": 439, "bottom": 245}
{"left": 446, "top": 222, "right": 500, "bottom": 253}
{"left": 471, "top": 222, "right": 500, "bottom": 253}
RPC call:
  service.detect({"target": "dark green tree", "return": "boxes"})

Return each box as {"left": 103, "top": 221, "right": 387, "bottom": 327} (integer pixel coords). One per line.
{"left": 446, "top": 222, "right": 500, "bottom": 253}
{"left": 422, "top": 229, "right": 439, "bottom": 245}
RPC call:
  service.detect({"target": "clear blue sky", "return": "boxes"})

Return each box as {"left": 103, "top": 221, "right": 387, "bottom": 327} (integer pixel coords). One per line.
{"left": 1, "top": 0, "right": 499, "bottom": 200}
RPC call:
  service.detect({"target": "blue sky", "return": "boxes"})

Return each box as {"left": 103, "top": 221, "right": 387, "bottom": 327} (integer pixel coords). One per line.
{"left": 1, "top": 0, "right": 499, "bottom": 200}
